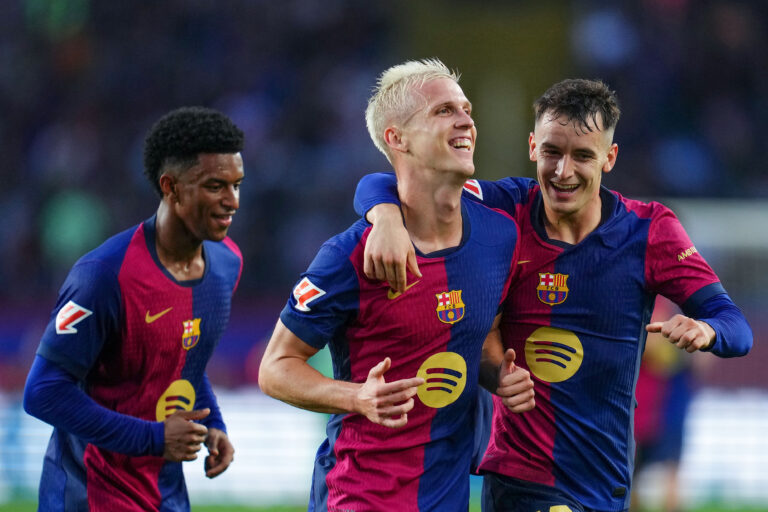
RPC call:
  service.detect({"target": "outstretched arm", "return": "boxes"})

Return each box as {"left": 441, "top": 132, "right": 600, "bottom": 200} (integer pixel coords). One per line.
{"left": 258, "top": 319, "right": 425, "bottom": 428}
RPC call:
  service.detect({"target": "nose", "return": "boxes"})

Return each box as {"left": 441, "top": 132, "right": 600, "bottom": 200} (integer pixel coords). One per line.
{"left": 456, "top": 109, "right": 474, "bottom": 128}
{"left": 222, "top": 185, "right": 239, "bottom": 211}
{"left": 555, "top": 155, "right": 574, "bottom": 179}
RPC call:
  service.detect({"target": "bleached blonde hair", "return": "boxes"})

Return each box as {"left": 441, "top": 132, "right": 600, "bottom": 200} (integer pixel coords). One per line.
{"left": 365, "top": 58, "right": 459, "bottom": 162}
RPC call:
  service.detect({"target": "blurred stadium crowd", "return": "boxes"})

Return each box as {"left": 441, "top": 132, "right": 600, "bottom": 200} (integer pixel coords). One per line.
{"left": 0, "top": 0, "right": 766, "bottom": 391}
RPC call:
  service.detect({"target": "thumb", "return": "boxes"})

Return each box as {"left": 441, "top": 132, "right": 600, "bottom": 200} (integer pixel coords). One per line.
{"left": 369, "top": 357, "right": 391, "bottom": 379}
{"left": 503, "top": 349, "right": 516, "bottom": 373}
{"left": 206, "top": 436, "right": 219, "bottom": 455}
{"left": 175, "top": 408, "right": 211, "bottom": 421}
{"left": 646, "top": 322, "right": 662, "bottom": 333}
{"left": 407, "top": 251, "right": 422, "bottom": 278}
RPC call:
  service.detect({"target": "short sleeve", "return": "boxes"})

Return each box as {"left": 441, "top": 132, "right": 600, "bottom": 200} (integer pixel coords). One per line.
{"left": 645, "top": 206, "right": 723, "bottom": 308}
{"left": 37, "top": 260, "right": 122, "bottom": 380}
{"left": 279, "top": 242, "right": 360, "bottom": 350}
{"left": 461, "top": 177, "right": 533, "bottom": 219}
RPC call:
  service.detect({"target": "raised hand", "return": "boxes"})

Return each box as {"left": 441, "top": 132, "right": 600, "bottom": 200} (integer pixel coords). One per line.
{"left": 354, "top": 357, "right": 424, "bottom": 428}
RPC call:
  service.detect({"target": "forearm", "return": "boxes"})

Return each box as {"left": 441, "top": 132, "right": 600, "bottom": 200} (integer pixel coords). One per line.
{"left": 479, "top": 321, "right": 504, "bottom": 394}
{"left": 693, "top": 293, "right": 753, "bottom": 357}
{"left": 196, "top": 373, "right": 226, "bottom": 432}
{"left": 353, "top": 172, "right": 399, "bottom": 217}
{"left": 259, "top": 355, "right": 360, "bottom": 414}
{"left": 479, "top": 358, "right": 501, "bottom": 394}
{"left": 23, "top": 355, "right": 164, "bottom": 456}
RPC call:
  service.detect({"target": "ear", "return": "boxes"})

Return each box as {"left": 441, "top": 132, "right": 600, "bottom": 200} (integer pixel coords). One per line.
{"left": 528, "top": 132, "right": 537, "bottom": 162}
{"left": 602, "top": 143, "right": 618, "bottom": 174}
{"left": 384, "top": 126, "right": 407, "bottom": 154}
{"left": 158, "top": 173, "right": 178, "bottom": 202}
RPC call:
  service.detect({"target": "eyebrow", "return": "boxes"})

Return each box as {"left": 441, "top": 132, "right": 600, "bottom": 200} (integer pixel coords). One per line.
{"left": 540, "top": 142, "right": 598, "bottom": 157}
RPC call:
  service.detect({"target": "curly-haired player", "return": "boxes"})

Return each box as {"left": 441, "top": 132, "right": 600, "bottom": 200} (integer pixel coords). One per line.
{"left": 24, "top": 106, "right": 245, "bottom": 511}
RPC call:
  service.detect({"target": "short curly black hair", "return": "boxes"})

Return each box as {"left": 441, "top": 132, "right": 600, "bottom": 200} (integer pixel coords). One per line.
{"left": 143, "top": 106, "right": 244, "bottom": 197}
{"left": 534, "top": 79, "right": 621, "bottom": 135}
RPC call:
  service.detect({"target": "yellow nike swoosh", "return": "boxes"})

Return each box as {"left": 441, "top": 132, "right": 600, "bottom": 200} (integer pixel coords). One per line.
{"left": 518, "top": 260, "right": 532, "bottom": 265}
{"left": 387, "top": 280, "right": 421, "bottom": 300}
{"left": 145, "top": 307, "right": 173, "bottom": 323}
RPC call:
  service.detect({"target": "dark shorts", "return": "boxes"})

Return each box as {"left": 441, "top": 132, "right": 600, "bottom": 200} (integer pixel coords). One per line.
{"left": 482, "top": 473, "right": 621, "bottom": 512}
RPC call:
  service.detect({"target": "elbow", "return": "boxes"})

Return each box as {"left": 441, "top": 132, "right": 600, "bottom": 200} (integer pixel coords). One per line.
{"left": 22, "top": 381, "right": 43, "bottom": 420}
{"left": 257, "top": 359, "right": 277, "bottom": 398}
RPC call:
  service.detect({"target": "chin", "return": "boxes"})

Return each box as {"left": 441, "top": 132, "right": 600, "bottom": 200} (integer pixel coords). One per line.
{"left": 206, "top": 230, "right": 229, "bottom": 242}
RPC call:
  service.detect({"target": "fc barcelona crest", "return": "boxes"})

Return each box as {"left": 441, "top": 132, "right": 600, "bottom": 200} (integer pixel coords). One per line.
{"left": 436, "top": 290, "right": 465, "bottom": 324}
{"left": 537, "top": 273, "right": 569, "bottom": 306}
{"left": 182, "top": 319, "right": 201, "bottom": 350}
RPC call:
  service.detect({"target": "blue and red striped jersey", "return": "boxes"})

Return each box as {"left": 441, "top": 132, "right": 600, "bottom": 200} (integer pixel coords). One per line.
{"left": 354, "top": 173, "right": 751, "bottom": 511}
{"left": 466, "top": 177, "right": 743, "bottom": 511}
{"left": 34, "top": 216, "right": 242, "bottom": 511}
{"left": 280, "top": 199, "right": 519, "bottom": 512}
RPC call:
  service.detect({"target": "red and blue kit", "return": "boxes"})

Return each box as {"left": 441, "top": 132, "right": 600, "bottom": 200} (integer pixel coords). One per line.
{"left": 280, "top": 199, "right": 519, "bottom": 512}
{"left": 27, "top": 216, "right": 242, "bottom": 511}
{"left": 354, "top": 174, "right": 752, "bottom": 512}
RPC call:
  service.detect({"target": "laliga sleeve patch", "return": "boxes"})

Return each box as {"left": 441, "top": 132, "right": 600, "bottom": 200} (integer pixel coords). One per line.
{"left": 55, "top": 300, "right": 93, "bottom": 334}
{"left": 463, "top": 179, "right": 483, "bottom": 200}
{"left": 292, "top": 277, "right": 326, "bottom": 312}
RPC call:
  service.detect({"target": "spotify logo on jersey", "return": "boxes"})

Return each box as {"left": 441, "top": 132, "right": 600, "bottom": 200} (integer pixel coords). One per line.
{"left": 524, "top": 327, "right": 583, "bottom": 383}
{"left": 156, "top": 379, "right": 196, "bottom": 421}
{"left": 416, "top": 352, "right": 467, "bottom": 408}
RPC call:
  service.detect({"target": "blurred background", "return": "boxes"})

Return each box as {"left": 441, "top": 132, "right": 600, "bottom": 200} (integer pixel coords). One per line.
{"left": 0, "top": 0, "right": 766, "bottom": 510}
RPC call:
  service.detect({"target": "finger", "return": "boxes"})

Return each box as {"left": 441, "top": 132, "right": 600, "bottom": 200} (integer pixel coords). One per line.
{"left": 505, "top": 396, "right": 536, "bottom": 413}
{"left": 645, "top": 322, "right": 663, "bottom": 333}
{"left": 368, "top": 357, "right": 392, "bottom": 379}
{"left": 206, "top": 438, "right": 220, "bottom": 456}
{"left": 380, "top": 397, "right": 416, "bottom": 417}
{"left": 395, "top": 260, "right": 407, "bottom": 293}
{"left": 379, "top": 377, "right": 424, "bottom": 394}
{"left": 175, "top": 408, "right": 211, "bottom": 421}
{"left": 384, "top": 261, "right": 400, "bottom": 292}
{"left": 364, "top": 252, "right": 376, "bottom": 280}
{"left": 381, "top": 413, "right": 409, "bottom": 429}
{"left": 406, "top": 250, "right": 422, "bottom": 278}
{"left": 205, "top": 453, "right": 231, "bottom": 478}
{"left": 206, "top": 460, "right": 226, "bottom": 478}
{"left": 374, "top": 385, "right": 420, "bottom": 405}
{"left": 372, "top": 258, "right": 387, "bottom": 282}
{"left": 502, "top": 348, "right": 517, "bottom": 373}
{"left": 497, "top": 380, "right": 535, "bottom": 399}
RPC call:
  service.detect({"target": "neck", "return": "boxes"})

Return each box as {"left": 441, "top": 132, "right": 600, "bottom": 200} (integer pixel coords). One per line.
{"left": 396, "top": 168, "right": 465, "bottom": 254}
{"left": 542, "top": 196, "right": 602, "bottom": 245}
{"left": 154, "top": 202, "right": 205, "bottom": 280}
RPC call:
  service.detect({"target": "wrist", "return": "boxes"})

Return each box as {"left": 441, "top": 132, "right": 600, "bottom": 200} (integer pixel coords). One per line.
{"left": 367, "top": 203, "right": 401, "bottom": 225}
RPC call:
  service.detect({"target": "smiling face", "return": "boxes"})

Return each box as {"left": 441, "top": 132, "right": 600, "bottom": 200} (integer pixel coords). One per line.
{"left": 529, "top": 112, "right": 618, "bottom": 224}
{"left": 165, "top": 152, "right": 244, "bottom": 243}
{"left": 391, "top": 77, "right": 476, "bottom": 178}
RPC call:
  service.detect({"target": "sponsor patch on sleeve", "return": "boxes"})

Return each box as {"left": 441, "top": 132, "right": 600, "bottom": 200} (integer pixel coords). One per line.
{"left": 55, "top": 300, "right": 93, "bottom": 334}
{"left": 292, "top": 277, "right": 326, "bottom": 312}
{"left": 463, "top": 179, "right": 483, "bottom": 200}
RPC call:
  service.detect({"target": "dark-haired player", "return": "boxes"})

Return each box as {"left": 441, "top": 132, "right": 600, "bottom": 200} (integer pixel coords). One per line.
{"left": 24, "top": 106, "right": 245, "bottom": 511}
{"left": 259, "top": 59, "right": 535, "bottom": 512}
{"left": 354, "top": 79, "right": 753, "bottom": 511}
